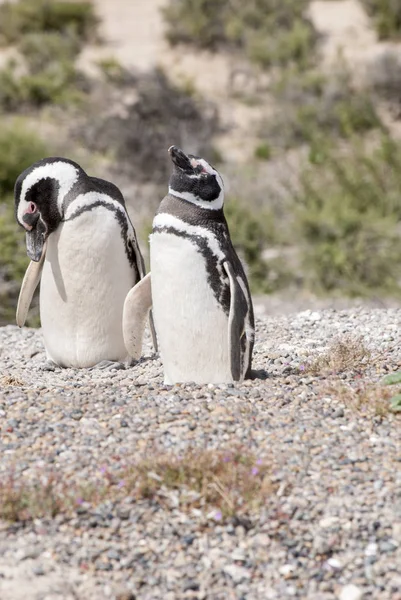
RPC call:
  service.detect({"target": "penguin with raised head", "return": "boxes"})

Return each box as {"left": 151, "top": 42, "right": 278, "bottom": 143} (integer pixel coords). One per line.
{"left": 126, "top": 146, "right": 254, "bottom": 384}
{"left": 15, "top": 157, "right": 153, "bottom": 369}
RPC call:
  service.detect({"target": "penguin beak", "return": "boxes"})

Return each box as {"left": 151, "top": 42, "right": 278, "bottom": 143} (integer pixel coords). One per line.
{"left": 26, "top": 219, "right": 47, "bottom": 262}
{"left": 168, "top": 146, "right": 194, "bottom": 173}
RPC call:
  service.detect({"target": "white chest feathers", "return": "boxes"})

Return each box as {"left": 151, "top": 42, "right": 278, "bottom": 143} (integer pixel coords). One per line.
{"left": 150, "top": 230, "right": 232, "bottom": 384}
{"left": 40, "top": 206, "right": 135, "bottom": 367}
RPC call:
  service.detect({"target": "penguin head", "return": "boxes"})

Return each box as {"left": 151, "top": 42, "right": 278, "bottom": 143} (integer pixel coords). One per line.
{"left": 168, "top": 146, "right": 224, "bottom": 210}
{"left": 14, "top": 157, "right": 83, "bottom": 261}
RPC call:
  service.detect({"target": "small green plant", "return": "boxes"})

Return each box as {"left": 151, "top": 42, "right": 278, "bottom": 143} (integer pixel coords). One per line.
{"left": 382, "top": 372, "right": 401, "bottom": 386}
{"left": 162, "top": 0, "right": 319, "bottom": 69}
{"left": 389, "top": 395, "right": 401, "bottom": 412}
{"left": 362, "top": 0, "right": 401, "bottom": 40}
{"left": 0, "top": 0, "right": 99, "bottom": 46}
{"left": 296, "top": 133, "right": 401, "bottom": 295}
{"left": 383, "top": 371, "right": 401, "bottom": 412}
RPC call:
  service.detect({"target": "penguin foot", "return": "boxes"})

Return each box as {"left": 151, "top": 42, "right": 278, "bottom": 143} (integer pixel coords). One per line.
{"left": 249, "top": 368, "right": 269, "bottom": 380}
{"left": 40, "top": 360, "right": 58, "bottom": 372}
{"left": 88, "top": 361, "right": 126, "bottom": 371}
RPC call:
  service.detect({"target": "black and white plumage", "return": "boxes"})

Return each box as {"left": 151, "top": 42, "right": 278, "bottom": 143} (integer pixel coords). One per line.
{"left": 131, "top": 145, "right": 254, "bottom": 384}
{"left": 14, "top": 157, "right": 151, "bottom": 368}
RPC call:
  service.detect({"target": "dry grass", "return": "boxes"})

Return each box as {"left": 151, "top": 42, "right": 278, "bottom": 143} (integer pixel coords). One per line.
{"left": 0, "top": 472, "right": 66, "bottom": 522}
{"left": 306, "top": 336, "right": 371, "bottom": 376}
{"left": 322, "top": 381, "right": 399, "bottom": 417}
{"left": 0, "top": 447, "right": 274, "bottom": 523}
{"left": 0, "top": 374, "right": 25, "bottom": 387}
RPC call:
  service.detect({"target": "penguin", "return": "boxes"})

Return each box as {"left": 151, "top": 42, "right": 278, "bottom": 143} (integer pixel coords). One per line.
{"left": 126, "top": 146, "right": 255, "bottom": 384}
{"left": 15, "top": 157, "right": 154, "bottom": 369}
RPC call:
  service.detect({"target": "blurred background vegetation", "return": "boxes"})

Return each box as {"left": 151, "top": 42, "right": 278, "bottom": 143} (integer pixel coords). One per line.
{"left": 0, "top": 0, "right": 401, "bottom": 325}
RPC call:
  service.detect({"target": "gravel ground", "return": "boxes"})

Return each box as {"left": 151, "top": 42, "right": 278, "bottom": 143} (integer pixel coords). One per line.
{"left": 0, "top": 307, "right": 400, "bottom": 600}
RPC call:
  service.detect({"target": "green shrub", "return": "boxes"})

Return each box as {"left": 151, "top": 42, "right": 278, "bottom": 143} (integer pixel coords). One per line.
{"left": 0, "top": 120, "right": 49, "bottom": 325}
{"left": 0, "top": 32, "right": 88, "bottom": 110}
{"left": 296, "top": 134, "right": 401, "bottom": 295}
{"left": 82, "top": 69, "right": 220, "bottom": 184}
{"left": 0, "top": 200, "right": 32, "bottom": 325}
{"left": 97, "top": 57, "right": 129, "bottom": 84}
{"left": 0, "top": 1, "right": 95, "bottom": 110}
{"left": 367, "top": 50, "right": 401, "bottom": 103}
{"left": 261, "top": 67, "right": 382, "bottom": 150}
{"left": 225, "top": 197, "right": 289, "bottom": 293}
{"left": 362, "top": 0, "right": 401, "bottom": 40}
{"left": 0, "top": 120, "right": 48, "bottom": 195}
{"left": 19, "top": 32, "right": 81, "bottom": 73}
{"left": 254, "top": 143, "right": 271, "bottom": 160}
{"left": 0, "top": 0, "right": 99, "bottom": 46}
{"left": 162, "top": 0, "right": 319, "bottom": 69}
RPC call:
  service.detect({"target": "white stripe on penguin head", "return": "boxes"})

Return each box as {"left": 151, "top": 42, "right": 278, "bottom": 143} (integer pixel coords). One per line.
{"left": 18, "top": 161, "right": 80, "bottom": 223}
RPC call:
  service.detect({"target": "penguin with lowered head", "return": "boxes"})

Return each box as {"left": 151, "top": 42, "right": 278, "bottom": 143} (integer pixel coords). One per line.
{"left": 15, "top": 157, "right": 154, "bottom": 369}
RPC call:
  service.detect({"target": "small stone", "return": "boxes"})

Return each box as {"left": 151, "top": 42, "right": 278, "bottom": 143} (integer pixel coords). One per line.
{"left": 279, "top": 564, "right": 296, "bottom": 578}
{"left": 319, "top": 517, "right": 340, "bottom": 529}
{"left": 182, "top": 535, "right": 196, "bottom": 546}
{"left": 115, "top": 592, "right": 136, "bottom": 600}
{"left": 380, "top": 539, "right": 398, "bottom": 553}
{"left": 326, "top": 558, "right": 342, "bottom": 570}
{"left": 117, "top": 506, "right": 131, "bottom": 520}
{"left": 365, "top": 542, "right": 378, "bottom": 557}
{"left": 223, "top": 564, "right": 251, "bottom": 584}
{"left": 70, "top": 410, "right": 83, "bottom": 421}
{"left": 95, "top": 560, "right": 112, "bottom": 571}
{"left": 183, "top": 579, "right": 200, "bottom": 592}
{"left": 338, "top": 584, "right": 363, "bottom": 600}
{"left": 231, "top": 549, "right": 246, "bottom": 562}
{"left": 313, "top": 535, "right": 332, "bottom": 555}
{"left": 286, "top": 586, "right": 297, "bottom": 596}
{"left": 393, "top": 523, "right": 401, "bottom": 542}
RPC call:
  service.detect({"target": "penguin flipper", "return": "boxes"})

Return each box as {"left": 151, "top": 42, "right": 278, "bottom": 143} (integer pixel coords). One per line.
{"left": 148, "top": 308, "right": 158, "bottom": 353}
{"left": 123, "top": 272, "right": 154, "bottom": 360}
{"left": 223, "top": 260, "right": 249, "bottom": 382}
{"left": 16, "top": 241, "right": 47, "bottom": 327}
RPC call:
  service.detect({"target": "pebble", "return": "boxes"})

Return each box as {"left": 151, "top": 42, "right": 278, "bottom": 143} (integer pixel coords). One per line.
{"left": 338, "top": 584, "right": 363, "bottom": 600}
{"left": 365, "top": 542, "right": 378, "bottom": 557}
{"left": 223, "top": 564, "right": 251, "bottom": 584}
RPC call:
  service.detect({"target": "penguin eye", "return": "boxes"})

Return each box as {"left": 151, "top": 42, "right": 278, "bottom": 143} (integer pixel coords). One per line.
{"left": 26, "top": 202, "right": 37, "bottom": 214}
